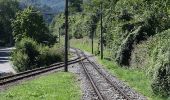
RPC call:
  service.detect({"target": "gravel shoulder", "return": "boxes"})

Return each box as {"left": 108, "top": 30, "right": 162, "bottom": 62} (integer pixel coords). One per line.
{"left": 70, "top": 48, "right": 147, "bottom": 100}
{"left": 69, "top": 50, "right": 97, "bottom": 100}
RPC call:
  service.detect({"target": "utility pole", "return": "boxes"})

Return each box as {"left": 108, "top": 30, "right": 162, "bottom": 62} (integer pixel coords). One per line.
{"left": 64, "top": 0, "right": 69, "bottom": 72}
{"left": 100, "top": 3, "right": 103, "bottom": 59}
{"left": 59, "top": 28, "right": 61, "bottom": 43}
{"left": 92, "top": 31, "right": 94, "bottom": 54}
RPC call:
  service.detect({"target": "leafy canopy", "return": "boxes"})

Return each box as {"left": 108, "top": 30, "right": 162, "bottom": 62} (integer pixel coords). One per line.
{"left": 0, "top": 0, "right": 19, "bottom": 45}
{"left": 12, "top": 7, "right": 54, "bottom": 44}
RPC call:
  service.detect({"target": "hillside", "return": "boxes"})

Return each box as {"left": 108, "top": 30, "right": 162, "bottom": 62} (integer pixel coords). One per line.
{"left": 19, "top": 0, "right": 65, "bottom": 12}
{"left": 19, "top": 0, "right": 65, "bottom": 22}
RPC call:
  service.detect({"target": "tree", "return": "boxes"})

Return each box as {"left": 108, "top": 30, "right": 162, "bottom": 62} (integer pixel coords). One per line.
{"left": 0, "top": 0, "right": 19, "bottom": 46}
{"left": 69, "top": 0, "right": 83, "bottom": 13}
{"left": 12, "top": 7, "right": 55, "bottom": 44}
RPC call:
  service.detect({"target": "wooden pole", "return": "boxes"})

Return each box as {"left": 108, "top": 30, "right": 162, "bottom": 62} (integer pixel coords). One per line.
{"left": 100, "top": 3, "right": 103, "bottom": 59}
{"left": 64, "top": 0, "right": 69, "bottom": 72}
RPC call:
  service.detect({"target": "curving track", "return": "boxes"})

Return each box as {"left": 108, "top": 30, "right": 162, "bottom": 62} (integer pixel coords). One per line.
{"left": 0, "top": 57, "right": 86, "bottom": 86}
{"left": 75, "top": 48, "right": 132, "bottom": 100}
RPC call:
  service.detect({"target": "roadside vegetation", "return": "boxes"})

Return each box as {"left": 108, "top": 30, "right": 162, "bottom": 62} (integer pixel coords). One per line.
{"left": 0, "top": 0, "right": 64, "bottom": 72}
{"left": 11, "top": 7, "right": 63, "bottom": 72}
{"left": 0, "top": 0, "right": 20, "bottom": 46}
{"left": 52, "top": 0, "right": 170, "bottom": 99}
{"left": 0, "top": 72, "right": 81, "bottom": 100}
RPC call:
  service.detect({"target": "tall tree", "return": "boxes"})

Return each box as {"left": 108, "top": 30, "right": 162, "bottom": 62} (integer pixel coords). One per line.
{"left": 69, "top": 0, "right": 83, "bottom": 13}
{"left": 0, "top": 0, "right": 19, "bottom": 46}
{"left": 12, "top": 7, "right": 55, "bottom": 44}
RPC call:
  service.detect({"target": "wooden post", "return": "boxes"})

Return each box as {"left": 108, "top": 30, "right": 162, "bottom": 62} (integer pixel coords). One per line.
{"left": 100, "top": 3, "right": 103, "bottom": 59}
{"left": 64, "top": 0, "right": 69, "bottom": 72}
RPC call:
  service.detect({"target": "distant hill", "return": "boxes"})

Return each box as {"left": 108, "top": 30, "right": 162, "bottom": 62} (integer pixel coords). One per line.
{"left": 19, "top": 0, "right": 65, "bottom": 12}
{"left": 19, "top": 0, "right": 65, "bottom": 22}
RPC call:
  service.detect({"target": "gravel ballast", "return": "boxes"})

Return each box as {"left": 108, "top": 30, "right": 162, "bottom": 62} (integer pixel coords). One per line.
{"left": 70, "top": 48, "right": 147, "bottom": 100}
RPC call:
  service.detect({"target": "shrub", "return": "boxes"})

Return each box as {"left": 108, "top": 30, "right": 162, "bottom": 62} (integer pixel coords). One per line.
{"left": 12, "top": 51, "right": 29, "bottom": 72}
{"left": 37, "top": 44, "right": 64, "bottom": 66}
{"left": 12, "top": 38, "right": 39, "bottom": 72}
{"left": 73, "top": 32, "right": 83, "bottom": 39}
{"left": 150, "top": 30, "right": 170, "bottom": 96}
{"left": 131, "top": 29, "right": 170, "bottom": 96}
{"left": 11, "top": 38, "right": 64, "bottom": 72}
{"left": 69, "top": 33, "right": 73, "bottom": 40}
{"left": 151, "top": 48, "right": 170, "bottom": 96}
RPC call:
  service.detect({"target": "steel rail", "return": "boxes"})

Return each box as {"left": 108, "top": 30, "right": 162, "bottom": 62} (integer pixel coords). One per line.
{"left": 75, "top": 49, "right": 104, "bottom": 100}
{"left": 0, "top": 57, "right": 80, "bottom": 81}
{"left": 81, "top": 51, "right": 131, "bottom": 100}
{"left": 0, "top": 57, "right": 86, "bottom": 86}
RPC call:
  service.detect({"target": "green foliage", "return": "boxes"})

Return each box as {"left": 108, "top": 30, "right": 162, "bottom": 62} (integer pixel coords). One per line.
{"left": 149, "top": 30, "right": 170, "bottom": 96}
{"left": 10, "top": 6, "right": 64, "bottom": 73}
{"left": 131, "top": 29, "right": 170, "bottom": 96}
{"left": 69, "top": 0, "right": 83, "bottom": 13}
{"left": 71, "top": 38, "right": 168, "bottom": 100}
{"left": 12, "top": 38, "right": 39, "bottom": 71}
{"left": 151, "top": 50, "right": 170, "bottom": 96}
{"left": 12, "top": 38, "right": 64, "bottom": 72}
{"left": 73, "top": 32, "right": 83, "bottom": 39}
{"left": 116, "top": 26, "right": 144, "bottom": 66}
{"left": 37, "top": 44, "right": 64, "bottom": 67}
{"left": 53, "top": 0, "right": 170, "bottom": 97}
{"left": 0, "top": 0, "right": 19, "bottom": 46}
{"left": 12, "top": 7, "right": 56, "bottom": 44}
{"left": 69, "top": 14, "right": 90, "bottom": 39}
{"left": 50, "top": 13, "right": 65, "bottom": 38}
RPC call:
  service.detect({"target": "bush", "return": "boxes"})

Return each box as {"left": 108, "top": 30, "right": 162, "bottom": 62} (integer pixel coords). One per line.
{"left": 12, "top": 38, "right": 39, "bottom": 72}
{"left": 69, "top": 33, "right": 73, "bottom": 40}
{"left": 150, "top": 30, "right": 170, "bottom": 96}
{"left": 73, "top": 32, "right": 83, "bottom": 39}
{"left": 11, "top": 38, "right": 64, "bottom": 72}
{"left": 130, "top": 29, "right": 170, "bottom": 96}
{"left": 12, "top": 51, "right": 29, "bottom": 72}
{"left": 37, "top": 44, "right": 64, "bottom": 66}
{"left": 151, "top": 48, "right": 170, "bottom": 96}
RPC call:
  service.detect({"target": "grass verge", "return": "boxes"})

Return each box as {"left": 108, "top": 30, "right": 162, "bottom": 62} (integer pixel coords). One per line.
{"left": 70, "top": 38, "right": 168, "bottom": 100}
{"left": 0, "top": 72, "right": 81, "bottom": 100}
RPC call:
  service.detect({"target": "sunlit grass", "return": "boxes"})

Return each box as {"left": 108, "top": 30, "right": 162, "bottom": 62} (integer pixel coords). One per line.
{"left": 71, "top": 38, "right": 169, "bottom": 100}
{"left": 0, "top": 72, "right": 81, "bottom": 100}
{"left": 97, "top": 59, "right": 168, "bottom": 100}
{"left": 70, "top": 37, "right": 98, "bottom": 54}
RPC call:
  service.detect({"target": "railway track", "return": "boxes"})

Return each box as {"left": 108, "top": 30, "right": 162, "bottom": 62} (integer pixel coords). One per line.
{"left": 75, "top": 48, "right": 131, "bottom": 100}
{"left": 75, "top": 50, "right": 104, "bottom": 100}
{"left": 0, "top": 57, "right": 86, "bottom": 86}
